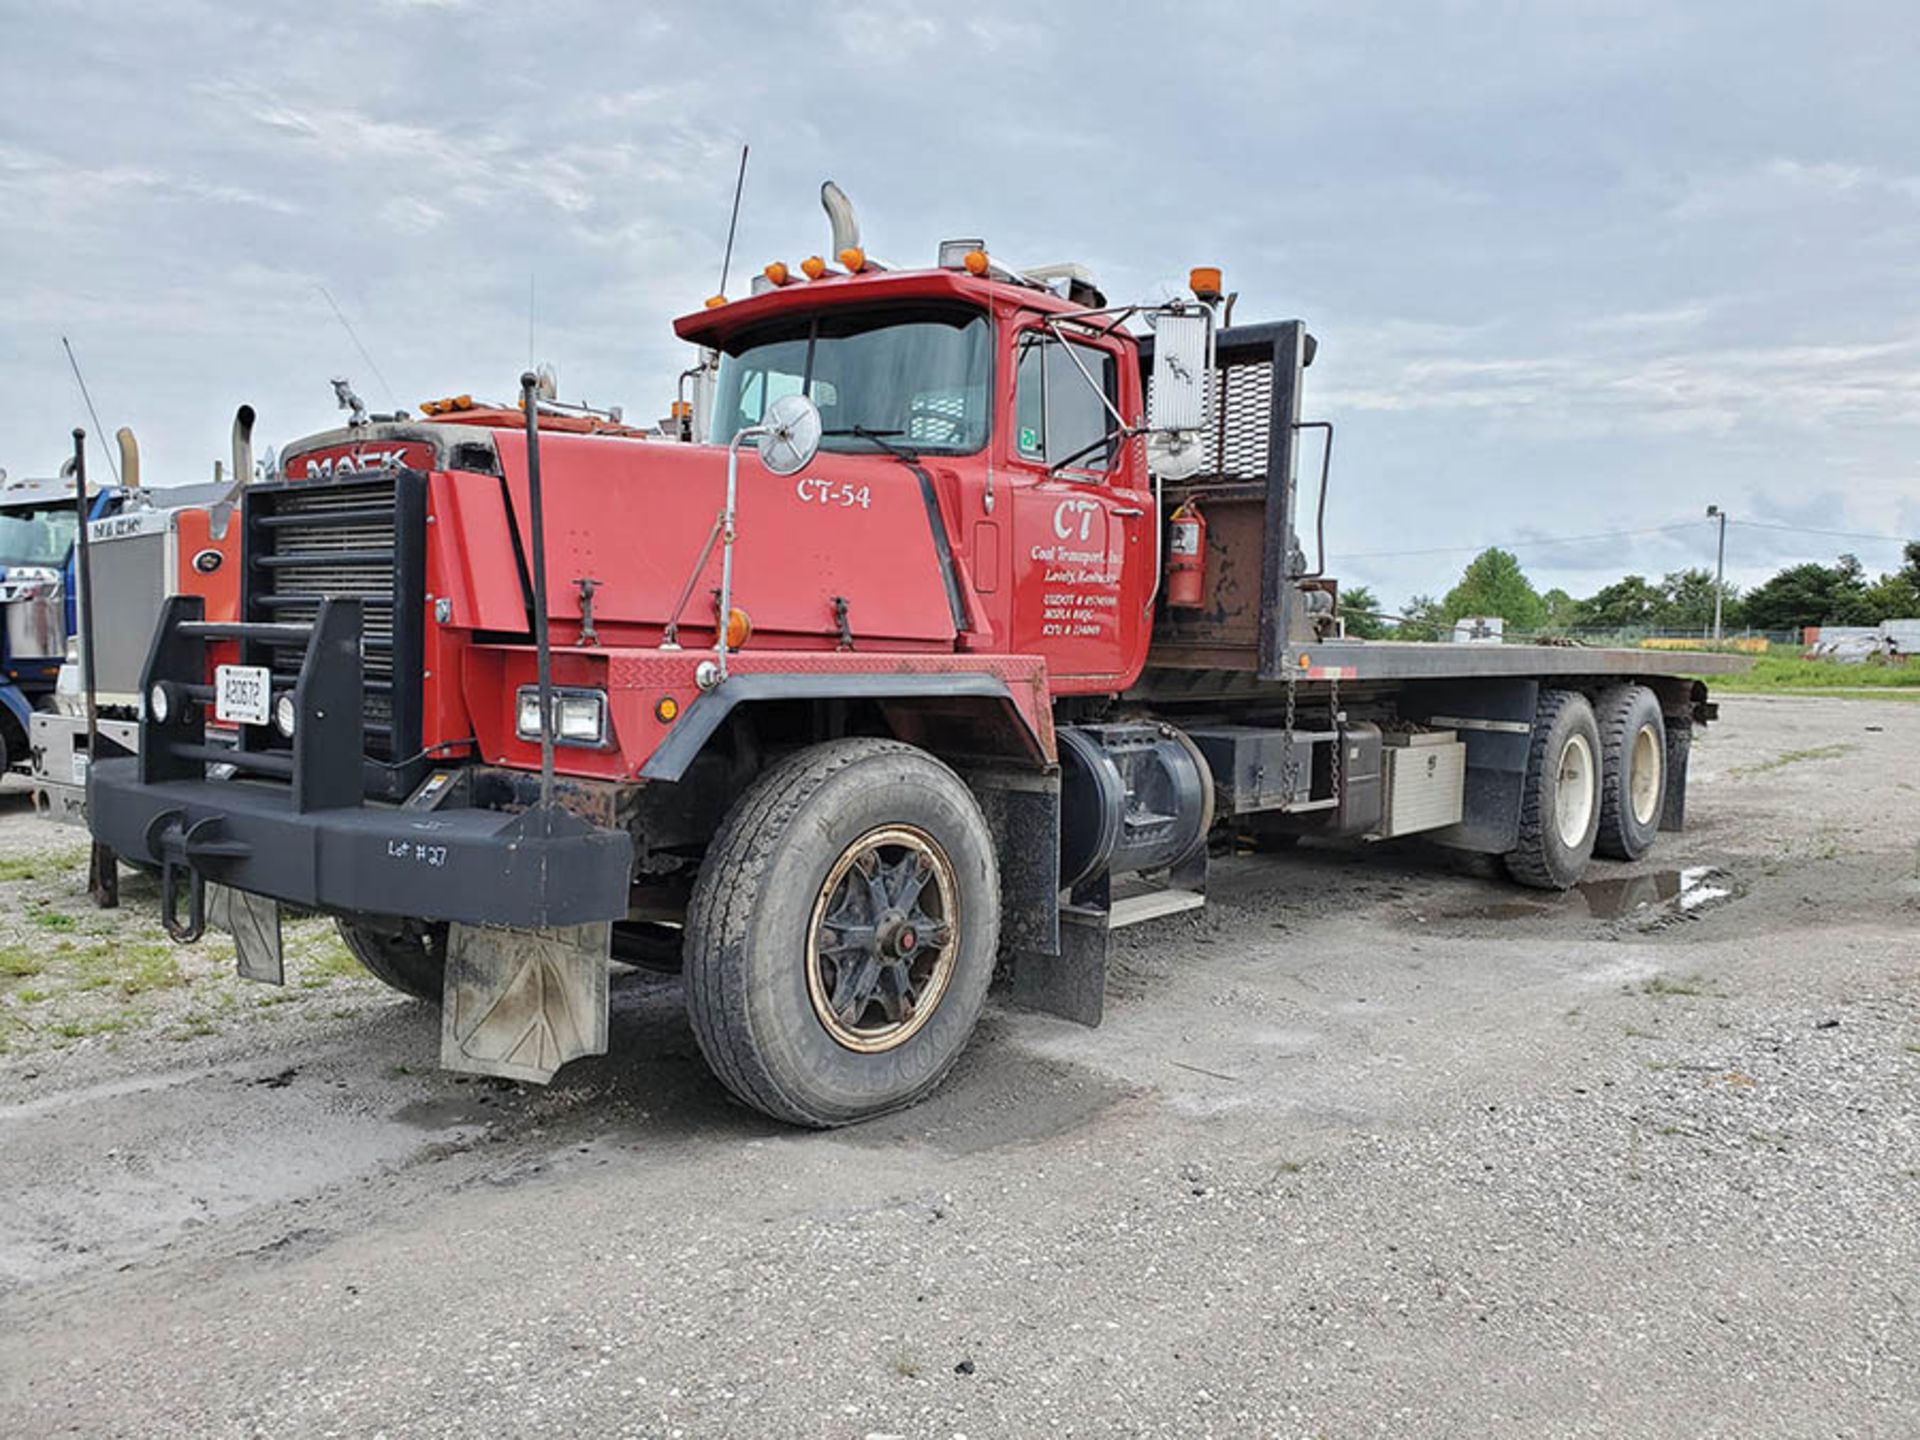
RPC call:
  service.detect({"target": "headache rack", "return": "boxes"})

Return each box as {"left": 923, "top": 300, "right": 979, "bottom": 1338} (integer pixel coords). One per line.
{"left": 1139, "top": 319, "right": 1327, "bottom": 679}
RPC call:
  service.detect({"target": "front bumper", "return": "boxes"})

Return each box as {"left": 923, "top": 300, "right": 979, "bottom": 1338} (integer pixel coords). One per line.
{"left": 89, "top": 758, "right": 634, "bottom": 929}
{"left": 90, "top": 592, "right": 633, "bottom": 934}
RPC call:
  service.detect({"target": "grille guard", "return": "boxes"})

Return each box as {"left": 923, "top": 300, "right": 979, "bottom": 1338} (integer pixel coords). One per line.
{"left": 88, "top": 593, "right": 634, "bottom": 934}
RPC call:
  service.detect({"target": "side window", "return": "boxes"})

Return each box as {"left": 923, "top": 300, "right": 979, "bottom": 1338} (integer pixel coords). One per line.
{"left": 1013, "top": 333, "right": 1120, "bottom": 476}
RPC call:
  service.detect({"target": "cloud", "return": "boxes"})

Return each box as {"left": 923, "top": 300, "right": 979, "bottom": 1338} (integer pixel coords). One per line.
{"left": 0, "top": 0, "right": 1915, "bottom": 615}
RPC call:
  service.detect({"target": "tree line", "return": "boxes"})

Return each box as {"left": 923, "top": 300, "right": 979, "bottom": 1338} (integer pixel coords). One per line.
{"left": 1341, "top": 541, "right": 1920, "bottom": 640}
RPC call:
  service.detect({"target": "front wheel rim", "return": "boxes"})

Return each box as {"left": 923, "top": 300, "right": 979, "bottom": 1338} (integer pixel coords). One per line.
{"left": 806, "top": 825, "right": 959, "bottom": 1054}
{"left": 1629, "top": 723, "right": 1663, "bottom": 826}
{"left": 1555, "top": 732, "right": 1596, "bottom": 848}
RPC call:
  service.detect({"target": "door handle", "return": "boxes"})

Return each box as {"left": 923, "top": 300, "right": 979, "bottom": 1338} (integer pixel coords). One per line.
{"left": 1111, "top": 506, "right": 1145, "bottom": 517}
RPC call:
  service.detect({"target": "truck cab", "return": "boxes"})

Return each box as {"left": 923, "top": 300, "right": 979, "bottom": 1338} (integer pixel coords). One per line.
{"left": 0, "top": 468, "right": 126, "bottom": 771}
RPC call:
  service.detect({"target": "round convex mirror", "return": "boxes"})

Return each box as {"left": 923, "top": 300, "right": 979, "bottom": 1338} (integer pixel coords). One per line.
{"left": 756, "top": 393, "right": 822, "bottom": 476}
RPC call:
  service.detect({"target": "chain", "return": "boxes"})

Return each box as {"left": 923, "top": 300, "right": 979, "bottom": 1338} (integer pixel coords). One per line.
{"left": 1281, "top": 649, "right": 1301, "bottom": 804}
{"left": 1328, "top": 669, "right": 1343, "bottom": 810}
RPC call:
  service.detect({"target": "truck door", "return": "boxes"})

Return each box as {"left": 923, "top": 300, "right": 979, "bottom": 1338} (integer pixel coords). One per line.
{"left": 1006, "top": 329, "right": 1151, "bottom": 687}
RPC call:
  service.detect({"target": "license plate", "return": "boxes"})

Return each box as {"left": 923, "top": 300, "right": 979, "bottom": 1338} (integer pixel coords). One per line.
{"left": 214, "top": 664, "right": 272, "bottom": 726}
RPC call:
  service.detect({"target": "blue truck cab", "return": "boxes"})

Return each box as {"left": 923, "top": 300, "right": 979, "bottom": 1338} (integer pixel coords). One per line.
{"left": 0, "top": 468, "right": 121, "bottom": 771}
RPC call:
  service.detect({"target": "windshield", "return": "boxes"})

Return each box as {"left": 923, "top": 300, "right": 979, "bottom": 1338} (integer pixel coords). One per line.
{"left": 710, "top": 305, "right": 991, "bottom": 454}
{"left": 0, "top": 505, "right": 78, "bottom": 569}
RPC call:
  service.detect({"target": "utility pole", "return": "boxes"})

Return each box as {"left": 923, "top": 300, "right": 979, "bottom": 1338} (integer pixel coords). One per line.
{"left": 1706, "top": 505, "right": 1728, "bottom": 643}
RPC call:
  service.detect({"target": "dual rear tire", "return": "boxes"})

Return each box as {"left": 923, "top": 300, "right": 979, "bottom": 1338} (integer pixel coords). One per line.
{"left": 1505, "top": 685, "right": 1667, "bottom": 890}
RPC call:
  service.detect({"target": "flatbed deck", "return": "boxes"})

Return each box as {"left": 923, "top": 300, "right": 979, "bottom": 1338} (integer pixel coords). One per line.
{"left": 1135, "top": 640, "right": 1749, "bottom": 695}
{"left": 1291, "top": 640, "right": 1749, "bottom": 683}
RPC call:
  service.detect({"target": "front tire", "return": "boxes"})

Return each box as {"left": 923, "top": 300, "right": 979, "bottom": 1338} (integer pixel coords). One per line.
{"left": 685, "top": 738, "right": 1000, "bottom": 1127}
{"left": 335, "top": 916, "right": 448, "bottom": 1002}
{"left": 1594, "top": 685, "right": 1667, "bottom": 860}
{"left": 1504, "top": 689, "right": 1602, "bottom": 890}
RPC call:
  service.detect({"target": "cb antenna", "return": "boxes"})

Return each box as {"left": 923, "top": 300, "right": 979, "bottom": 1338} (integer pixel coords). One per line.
{"left": 715, "top": 144, "right": 749, "bottom": 302}
{"left": 318, "top": 285, "right": 397, "bottom": 410}
{"left": 61, "top": 338, "right": 121, "bottom": 486}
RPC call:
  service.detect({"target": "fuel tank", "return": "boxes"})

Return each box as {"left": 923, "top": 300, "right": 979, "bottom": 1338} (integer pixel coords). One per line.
{"left": 1057, "top": 722, "right": 1214, "bottom": 890}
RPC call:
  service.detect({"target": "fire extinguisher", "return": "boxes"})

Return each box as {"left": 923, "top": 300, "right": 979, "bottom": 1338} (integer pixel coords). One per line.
{"left": 1166, "top": 500, "right": 1207, "bottom": 609}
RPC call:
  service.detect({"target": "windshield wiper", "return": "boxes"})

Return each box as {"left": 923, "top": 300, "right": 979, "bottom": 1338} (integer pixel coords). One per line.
{"left": 821, "top": 426, "right": 921, "bottom": 464}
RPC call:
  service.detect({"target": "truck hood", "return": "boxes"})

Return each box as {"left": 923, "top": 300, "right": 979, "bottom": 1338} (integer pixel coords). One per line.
{"left": 472, "top": 431, "right": 967, "bottom": 649}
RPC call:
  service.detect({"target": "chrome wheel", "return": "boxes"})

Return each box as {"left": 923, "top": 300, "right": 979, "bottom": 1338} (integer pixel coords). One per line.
{"left": 806, "top": 825, "right": 959, "bottom": 1054}
{"left": 1555, "top": 732, "right": 1597, "bottom": 849}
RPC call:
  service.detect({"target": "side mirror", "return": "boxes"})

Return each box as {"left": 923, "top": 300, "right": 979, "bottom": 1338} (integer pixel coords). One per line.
{"left": 1147, "top": 311, "right": 1210, "bottom": 480}
{"left": 756, "top": 393, "right": 822, "bottom": 476}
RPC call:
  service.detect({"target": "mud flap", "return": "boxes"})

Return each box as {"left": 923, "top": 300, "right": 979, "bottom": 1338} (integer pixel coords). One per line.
{"left": 440, "top": 922, "right": 610, "bottom": 1084}
{"left": 208, "top": 884, "right": 284, "bottom": 985}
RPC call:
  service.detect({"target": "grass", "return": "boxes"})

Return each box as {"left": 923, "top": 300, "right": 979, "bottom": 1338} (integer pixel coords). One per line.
{"left": 1639, "top": 974, "right": 1726, "bottom": 1000}
{"left": 1730, "top": 743, "right": 1855, "bottom": 777}
{"left": 0, "top": 945, "right": 47, "bottom": 980}
{"left": 0, "top": 848, "right": 88, "bottom": 884}
{"left": 1701, "top": 654, "right": 1920, "bottom": 695}
{"left": 47, "top": 1013, "right": 142, "bottom": 1040}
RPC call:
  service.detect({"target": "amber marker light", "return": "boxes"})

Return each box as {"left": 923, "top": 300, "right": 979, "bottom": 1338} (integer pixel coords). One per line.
{"left": 1189, "top": 266, "right": 1225, "bottom": 303}
{"left": 764, "top": 261, "right": 790, "bottom": 285}
{"left": 725, "top": 607, "right": 753, "bottom": 649}
{"left": 801, "top": 255, "right": 828, "bottom": 280}
{"left": 963, "top": 249, "right": 990, "bottom": 276}
{"left": 655, "top": 696, "right": 680, "bottom": 724}
{"left": 704, "top": 294, "right": 727, "bottom": 309}
{"left": 837, "top": 246, "right": 866, "bottom": 272}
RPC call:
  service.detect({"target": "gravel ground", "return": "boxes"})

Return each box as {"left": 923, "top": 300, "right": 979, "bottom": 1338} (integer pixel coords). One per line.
{"left": 0, "top": 693, "right": 1916, "bottom": 1437}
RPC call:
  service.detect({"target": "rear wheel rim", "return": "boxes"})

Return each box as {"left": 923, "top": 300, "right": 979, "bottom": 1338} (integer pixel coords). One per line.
{"left": 1629, "top": 723, "right": 1663, "bottom": 827}
{"left": 1555, "top": 732, "right": 1596, "bottom": 848}
{"left": 806, "top": 825, "right": 959, "bottom": 1054}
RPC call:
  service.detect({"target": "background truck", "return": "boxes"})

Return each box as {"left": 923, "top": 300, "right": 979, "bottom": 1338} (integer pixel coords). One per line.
{"left": 88, "top": 186, "right": 1743, "bottom": 1126}
{"left": 29, "top": 423, "right": 242, "bottom": 823}
{"left": 0, "top": 439, "right": 140, "bottom": 774}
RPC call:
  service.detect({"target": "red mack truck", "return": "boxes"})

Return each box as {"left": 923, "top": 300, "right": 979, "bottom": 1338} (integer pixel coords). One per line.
{"left": 88, "top": 189, "right": 1742, "bottom": 1126}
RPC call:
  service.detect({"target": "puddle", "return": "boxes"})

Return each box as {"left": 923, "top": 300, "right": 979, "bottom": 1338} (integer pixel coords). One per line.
{"left": 1578, "top": 866, "right": 1736, "bottom": 919}
{"left": 1432, "top": 867, "right": 1739, "bottom": 925}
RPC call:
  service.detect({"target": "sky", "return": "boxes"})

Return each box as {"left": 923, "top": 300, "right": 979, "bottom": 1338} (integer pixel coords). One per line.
{"left": 2, "top": 0, "right": 1917, "bottom": 610}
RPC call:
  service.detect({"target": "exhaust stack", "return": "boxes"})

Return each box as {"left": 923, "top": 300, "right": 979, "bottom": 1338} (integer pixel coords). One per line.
{"left": 231, "top": 405, "right": 256, "bottom": 487}
{"left": 115, "top": 427, "right": 141, "bottom": 489}
{"left": 821, "top": 181, "right": 860, "bottom": 258}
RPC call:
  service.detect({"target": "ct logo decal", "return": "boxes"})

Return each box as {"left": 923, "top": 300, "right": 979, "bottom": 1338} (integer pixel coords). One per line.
{"left": 1052, "top": 499, "right": 1100, "bottom": 540}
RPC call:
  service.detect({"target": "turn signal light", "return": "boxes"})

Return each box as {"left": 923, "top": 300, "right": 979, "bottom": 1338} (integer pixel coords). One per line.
{"left": 703, "top": 294, "right": 727, "bottom": 309}
{"left": 725, "top": 607, "right": 752, "bottom": 649}
{"left": 801, "top": 255, "right": 827, "bottom": 280}
{"left": 763, "top": 261, "right": 790, "bottom": 285}
{"left": 837, "top": 246, "right": 866, "bottom": 273}
{"left": 962, "top": 249, "right": 990, "bottom": 276}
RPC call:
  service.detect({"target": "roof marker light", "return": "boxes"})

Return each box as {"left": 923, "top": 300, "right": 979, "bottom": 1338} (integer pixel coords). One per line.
{"left": 837, "top": 246, "right": 866, "bottom": 273}
{"left": 704, "top": 294, "right": 728, "bottom": 309}
{"left": 963, "top": 249, "right": 990, "bottom": 276}
{"left": 764, "top": 261, "right": 790, "bottom": 286}
{"left": 801, "top": 255, "right": 828, "bottom": 280}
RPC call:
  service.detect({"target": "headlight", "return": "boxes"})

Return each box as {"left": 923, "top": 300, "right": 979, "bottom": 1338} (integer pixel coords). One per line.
{"left": 148, "top": 682, "right": 172, "bottom": 724}
{"left": 514, "top": 686, "right": 609, "bottom": 747}
{"left": 273, "top": 693, "right": 297, "bottom": 738}
{"left": 555, "top": 694, "right": 605, "bottom": 742}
